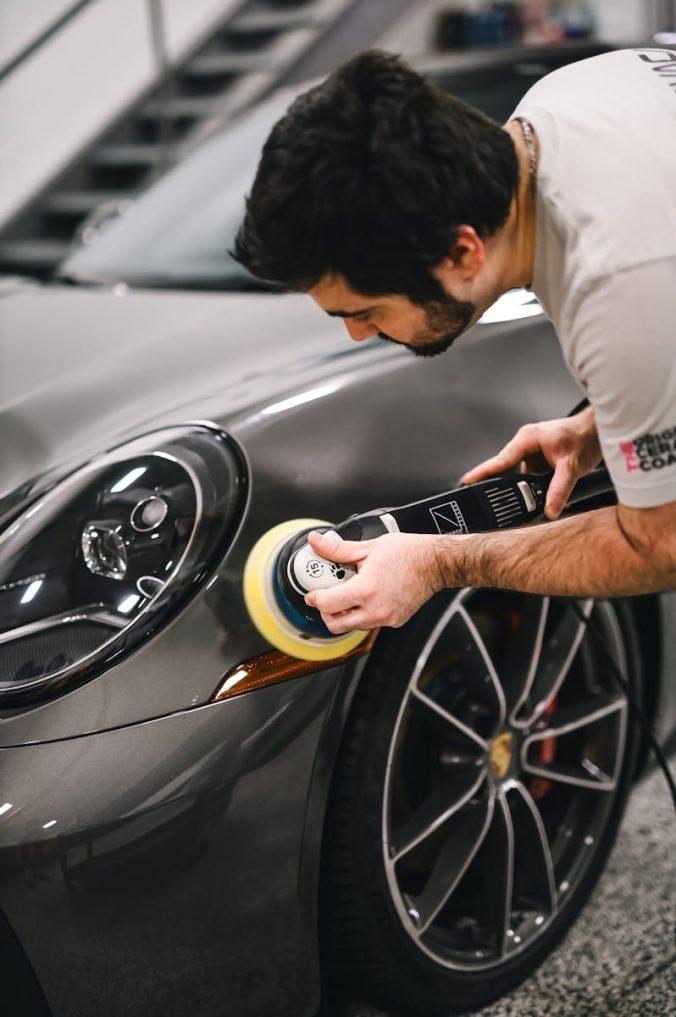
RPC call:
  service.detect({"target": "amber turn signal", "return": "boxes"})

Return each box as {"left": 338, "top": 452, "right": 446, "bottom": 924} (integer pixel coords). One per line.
{"left": 211, "top": 632, "right": 377, "bottom": 702}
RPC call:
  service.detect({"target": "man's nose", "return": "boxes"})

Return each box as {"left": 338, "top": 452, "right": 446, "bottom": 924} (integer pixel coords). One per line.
{"left": 344, "top": 319, "right": 378, "bottom": 341}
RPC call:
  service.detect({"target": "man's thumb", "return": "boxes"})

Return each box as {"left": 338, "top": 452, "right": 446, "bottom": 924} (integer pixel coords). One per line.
{"left": 545, "top": 462, "right": 576, "bottom": 520}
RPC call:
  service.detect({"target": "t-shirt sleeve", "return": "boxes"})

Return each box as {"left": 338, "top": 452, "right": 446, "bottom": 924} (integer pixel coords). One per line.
{"left": 566, "top": 256, "right": 676, "bottom": 508}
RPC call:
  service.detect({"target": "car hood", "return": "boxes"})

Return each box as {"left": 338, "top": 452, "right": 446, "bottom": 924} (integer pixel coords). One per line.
{"left": 0, "top": 281, "right": 367, "bottom": 499}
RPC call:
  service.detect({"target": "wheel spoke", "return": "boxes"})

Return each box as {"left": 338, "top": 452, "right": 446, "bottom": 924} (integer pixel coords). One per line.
{"left": 459, "top": 606, "right": 506, "bottom": 728}
{"left": 530, "top": 694, "right": 625, "bottom": 739}
{"left": 505, "top": 597, "right": 550, "bottom": 720}
{"left": 514, "top": 599, "right": 594, "bottom": 727}
{"left": 505, "top": 782, "right": 557, "bottom": 923}
{"left": 413, "top": 607, "right": 505, "bottom": 738}
{"left": 522, "top": 757, "right": 617, "bottom": 791}
{"left": 481, "top": 791, "right": 514, "bottom": 957}
{"left": 408, "top": 796, "right": 495, "bottom": 934}
{"left": 391, "top": 764, "right": 488, "bottom": 860}
{"left": 411, "top": 687, "right": 489, "bottom": 752}
{"left": 454, "top": 606, "right": 506, "bottom": 729}
{"left": 522, "top": 693, "right": 626, "bottom": 791}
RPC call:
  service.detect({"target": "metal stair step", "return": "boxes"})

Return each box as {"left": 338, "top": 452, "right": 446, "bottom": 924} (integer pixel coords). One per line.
{"left": 182, "top": 50, "right": 277, "bottom": 77}
{"left": 228, "top": 0, "right": 344, "bottom": 35}
{"left": 142, "top": 28, "right": 318, "bottom": 127}
{"left": 228, "top": 11, "right": 322, "bottom": 35}
{"left": 141, "top": 95, "right": 226, "bottom": 120}
{"left": 91, "top": 143, "right": 165, "bottom": 168}
{"left": 42, "top": 190, "right": 131, "bottom": 216}
{"left": 0, "top": 239, "right": 71, "bottom": 271}
{"left": 143, "top": 64, "right": 284, "bottom": 131}
{"left": 184, "top": 25, "right": 317, "bottom": 79}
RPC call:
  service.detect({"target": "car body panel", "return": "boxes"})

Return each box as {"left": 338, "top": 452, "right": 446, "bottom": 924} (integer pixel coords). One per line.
{"left": 0, "top": 668, "right": 361, "bottom": 1017}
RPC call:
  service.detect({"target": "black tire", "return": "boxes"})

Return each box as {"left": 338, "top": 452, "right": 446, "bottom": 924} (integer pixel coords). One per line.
{"left": 320, "top": 588, "right": 643, "bottom": 1015}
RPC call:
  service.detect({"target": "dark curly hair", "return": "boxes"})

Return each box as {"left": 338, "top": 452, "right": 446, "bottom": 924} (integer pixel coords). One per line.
{"left": 233, "top": 50, "right": 518, "bottom": 304}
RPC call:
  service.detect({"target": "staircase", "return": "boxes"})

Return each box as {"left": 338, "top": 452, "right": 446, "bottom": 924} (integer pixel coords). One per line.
{"left": 0, "top": 0, "right": 411, "bottom": 280}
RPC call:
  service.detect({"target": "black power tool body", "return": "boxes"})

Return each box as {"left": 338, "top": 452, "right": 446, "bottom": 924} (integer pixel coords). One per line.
{"left": 243, "top": 466, "right": 612, "bottom": 662}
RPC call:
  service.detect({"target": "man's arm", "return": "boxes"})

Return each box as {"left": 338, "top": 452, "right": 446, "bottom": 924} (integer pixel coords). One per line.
{"left": 442, "top": 500, "right": 676, "bottom": 597}
{"left": 305, "top": 500, "right": 676, "bottom": 634}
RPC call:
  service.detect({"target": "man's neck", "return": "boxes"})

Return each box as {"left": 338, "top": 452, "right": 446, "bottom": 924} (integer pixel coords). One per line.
{"left": 499, "top": 120, "right": 539, "bottom": 291}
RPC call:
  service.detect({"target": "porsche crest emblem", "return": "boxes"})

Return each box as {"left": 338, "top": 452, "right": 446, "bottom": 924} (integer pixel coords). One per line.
{"left": 490, "top": 732, "right": 513, "bottom": 780}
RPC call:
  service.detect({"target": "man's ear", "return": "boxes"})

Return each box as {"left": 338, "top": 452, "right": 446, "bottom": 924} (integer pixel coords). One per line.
{"left": 437, "top": 225, "right": 485, "bottom": 284}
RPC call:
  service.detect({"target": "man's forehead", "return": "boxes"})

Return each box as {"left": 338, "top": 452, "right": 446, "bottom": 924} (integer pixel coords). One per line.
{"left": 309, "top": 274, "right": 364, "bottom": 310}
{"left": 309, "top": 274, "right": 392, "bottom": 316}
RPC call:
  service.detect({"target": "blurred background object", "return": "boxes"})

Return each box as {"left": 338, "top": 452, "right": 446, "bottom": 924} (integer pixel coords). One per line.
{"left": 0, "top": 0, "right": 673, "bottom": 280}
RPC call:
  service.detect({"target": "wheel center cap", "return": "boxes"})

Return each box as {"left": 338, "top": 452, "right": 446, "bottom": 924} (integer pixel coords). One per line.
{"left": 489, "top": 731, "right": 513, "bottom": 780}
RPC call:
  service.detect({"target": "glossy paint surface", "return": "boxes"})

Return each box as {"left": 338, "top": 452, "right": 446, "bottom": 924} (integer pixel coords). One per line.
{"left": 0, "top": 667, "right": 355, "bottom": 1017}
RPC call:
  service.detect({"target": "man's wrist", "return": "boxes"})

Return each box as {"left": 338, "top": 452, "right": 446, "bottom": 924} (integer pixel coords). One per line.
{"left": 432, "top": 533, "right": 478, "bottom": 590}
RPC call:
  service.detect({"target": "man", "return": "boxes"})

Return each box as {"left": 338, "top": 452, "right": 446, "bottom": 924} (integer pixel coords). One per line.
{"left": 234, "top": 48, "right": 676, "bottom": 636}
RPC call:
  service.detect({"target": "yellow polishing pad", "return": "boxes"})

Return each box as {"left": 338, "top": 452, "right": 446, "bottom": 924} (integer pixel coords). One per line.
{"left": 243, "top": 518, "right": 369, "bottom": 661}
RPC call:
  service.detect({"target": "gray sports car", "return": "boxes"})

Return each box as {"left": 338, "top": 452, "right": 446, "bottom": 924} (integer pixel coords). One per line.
{"left": 1, "top": 44, "right": 674, "bottom": 1017}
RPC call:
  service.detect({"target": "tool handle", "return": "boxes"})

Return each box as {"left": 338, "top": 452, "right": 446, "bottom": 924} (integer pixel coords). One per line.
{"left": 335, "top": 465, "right": 613, "bottom": 541}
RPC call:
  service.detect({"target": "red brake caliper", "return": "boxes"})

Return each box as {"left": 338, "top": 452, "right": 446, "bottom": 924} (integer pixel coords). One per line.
{"left": 526, "top": 697, "right": 557, "bottom": 802}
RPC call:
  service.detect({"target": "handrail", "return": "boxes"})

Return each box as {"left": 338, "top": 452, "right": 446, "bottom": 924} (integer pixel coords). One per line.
{"left": 0, "top": 0, "right": 97, "bottom": 84}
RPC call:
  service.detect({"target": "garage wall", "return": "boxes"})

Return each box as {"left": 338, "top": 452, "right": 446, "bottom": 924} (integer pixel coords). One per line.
{"left": 0, "top": 0, "right": 241, "bottom": 228}
{"left": 592, "top": 0, "right": 659, "bottom": 41}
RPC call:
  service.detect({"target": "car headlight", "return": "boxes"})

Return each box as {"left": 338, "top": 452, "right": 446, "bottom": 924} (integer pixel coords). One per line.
{"left": 0, "top": 426, "right": 246, "bottom": 702}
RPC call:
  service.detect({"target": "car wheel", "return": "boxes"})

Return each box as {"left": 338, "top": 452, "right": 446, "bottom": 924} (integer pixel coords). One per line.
{"left": 320, "top": 588, "right": 643, "bottom": 1014}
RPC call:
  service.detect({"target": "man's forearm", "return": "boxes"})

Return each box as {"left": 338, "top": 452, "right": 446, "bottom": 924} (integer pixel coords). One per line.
{"left": 440, "top": 505, "right": 674, "bottom": 598}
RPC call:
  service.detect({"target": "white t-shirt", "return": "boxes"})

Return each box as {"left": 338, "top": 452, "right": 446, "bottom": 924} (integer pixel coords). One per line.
{"left": 512, "top": 48, "right": 676, "bottom": 508}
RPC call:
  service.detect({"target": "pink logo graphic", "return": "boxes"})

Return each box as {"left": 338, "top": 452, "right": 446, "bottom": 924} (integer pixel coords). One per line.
{"left": 619, "top": 440, "right": 640, "bottom": 472}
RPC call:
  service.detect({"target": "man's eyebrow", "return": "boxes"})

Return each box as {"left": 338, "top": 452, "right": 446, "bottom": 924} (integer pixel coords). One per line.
{"left": 325, "top": 307, "right": 374, "bottom": 319}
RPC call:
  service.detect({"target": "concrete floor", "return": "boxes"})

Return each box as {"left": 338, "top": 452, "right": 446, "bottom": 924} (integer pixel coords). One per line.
{"left": 341, "top": 756, "right": 676, "bottom": 1017}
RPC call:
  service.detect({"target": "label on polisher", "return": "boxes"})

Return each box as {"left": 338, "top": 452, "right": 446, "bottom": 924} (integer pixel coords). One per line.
{"left": 288, "top": 542, "right": 357, "bottom": 595}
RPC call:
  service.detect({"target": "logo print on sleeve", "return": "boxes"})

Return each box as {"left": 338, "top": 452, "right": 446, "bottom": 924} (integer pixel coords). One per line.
{"left": 620, "top": 426, "right": 676, "bottom": 473}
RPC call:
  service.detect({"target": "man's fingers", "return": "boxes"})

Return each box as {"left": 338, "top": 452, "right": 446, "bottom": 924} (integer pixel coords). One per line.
{"left": 461, "top": 456, "right": 507, "bottom": 484}
{"left": 304, "top": 531, "right": 370, "bottom": 613}
{"left": 462, "top": 427, "right": 540, "bottom": 484}
{"left": 545, "top": 459, "right": 577, "bottom": 519}
{"left": 306, "top": 580, "right": 363, "bottom": 615}
{"left": 307, "top": 529, "right": 367, "bottom": 564}
{"left": 320, "top": 609, "right": 371, "bottom": 635}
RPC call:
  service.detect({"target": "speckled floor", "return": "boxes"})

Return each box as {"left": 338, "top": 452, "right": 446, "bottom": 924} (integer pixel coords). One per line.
{"left": 341, "top": 757, "right": 676, "bottom": 1017}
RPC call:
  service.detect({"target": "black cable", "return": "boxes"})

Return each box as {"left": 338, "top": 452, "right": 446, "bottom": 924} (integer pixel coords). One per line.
{"left": 567, "top": 396, "right": 590, "bottom": 417}
{"left": 571, "top": 598, "right": 676, "bottom": 948}
{"left": 567, "top": 598, "right": 676, "bottom": 818}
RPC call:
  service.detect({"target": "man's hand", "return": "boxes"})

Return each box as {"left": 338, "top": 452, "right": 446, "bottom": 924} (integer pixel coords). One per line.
{"left": 462, "top": 406, "right": 601, "bottom": 519}
{"left": 303, "top": 529, "right": 445, "bottom": 634}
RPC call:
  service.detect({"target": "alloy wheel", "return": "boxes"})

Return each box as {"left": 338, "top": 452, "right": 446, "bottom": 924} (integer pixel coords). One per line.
{"left": 382, "top": 588, "right": 628, "bottom": 971}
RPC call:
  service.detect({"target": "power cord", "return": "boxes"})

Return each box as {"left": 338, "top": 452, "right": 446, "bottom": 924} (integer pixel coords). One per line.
{"left": 568, "top": 598, "right": 676, "bottom": 818}
{"left": 569, "top": 599, "right": 676, "bottom": 948}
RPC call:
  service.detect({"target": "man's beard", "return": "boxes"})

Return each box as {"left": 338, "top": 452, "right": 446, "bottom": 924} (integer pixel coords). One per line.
{"left": 378, "top": 293, "right": 476, "bottom": 358}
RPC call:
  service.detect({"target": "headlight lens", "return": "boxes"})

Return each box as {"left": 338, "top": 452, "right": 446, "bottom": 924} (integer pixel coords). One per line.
{"left": 0, "top": 426, "right": 246, "bottom": 701}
